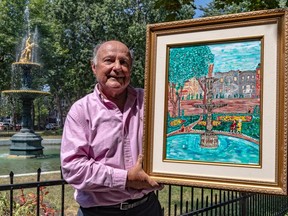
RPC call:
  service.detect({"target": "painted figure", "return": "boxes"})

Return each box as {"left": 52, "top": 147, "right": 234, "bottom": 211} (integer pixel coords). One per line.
{"left": 230, "top": 120, "right": 237, "bottom": 133}
{"left": 180, "top": 124, "right": 185, "bottom": 132}
{"left": 237, "top": 119, "right": 242, "bottom": 134}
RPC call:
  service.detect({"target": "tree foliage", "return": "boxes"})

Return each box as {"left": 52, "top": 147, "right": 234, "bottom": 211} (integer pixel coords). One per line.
{"left": 200, "top": 0, "right": 287, "bottom": 17}
{"left": 27, "top": 0, "right": 197, "bottom": 105}
{"left": 213, "top": 0, "right": 287, "bottom": 11}
{"left": 154, "top": 0, "right": 196, "bottom": 21}
{"left": 0, "top": 0, "right": 27, "bottom": 118}
{"left": 0, "top": 0, "right": 26, "bottom": 91}
{"left": 11, "top": 0, "right": 196, "bottom": 126}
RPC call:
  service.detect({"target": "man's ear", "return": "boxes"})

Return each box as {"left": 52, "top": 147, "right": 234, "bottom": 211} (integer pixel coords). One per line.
{"left": 91, "top": 60, "right": 97, "bottom": 75}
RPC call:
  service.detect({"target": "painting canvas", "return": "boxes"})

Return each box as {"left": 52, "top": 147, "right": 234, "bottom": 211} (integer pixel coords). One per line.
{"left": 166, "top": 40, "right": 261, "bottom": 166}
{"left": 143, "top": 9, "right": 288, "bottom": 194}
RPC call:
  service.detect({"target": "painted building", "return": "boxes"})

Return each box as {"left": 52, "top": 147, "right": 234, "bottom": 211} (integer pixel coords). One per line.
{"left": 181, "top": 64, "right": 261, "bottom": 100}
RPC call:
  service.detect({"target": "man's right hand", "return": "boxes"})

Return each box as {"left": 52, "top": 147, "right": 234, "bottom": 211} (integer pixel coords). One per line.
{"left": 126, "top": 154, "right": 159, "bottom": 190}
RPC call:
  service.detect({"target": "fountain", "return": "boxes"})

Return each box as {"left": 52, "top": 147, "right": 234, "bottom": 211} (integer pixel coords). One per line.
{"left": 1, "top": 30, "right": 50, "bottom": 157}
{"left": 194, "top": 64, "right": 227, "bottom": 148}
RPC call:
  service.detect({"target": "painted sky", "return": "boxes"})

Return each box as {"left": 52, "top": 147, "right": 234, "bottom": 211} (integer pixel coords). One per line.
{"left": 208, "top": 41, "right": 261, "bottom": 73}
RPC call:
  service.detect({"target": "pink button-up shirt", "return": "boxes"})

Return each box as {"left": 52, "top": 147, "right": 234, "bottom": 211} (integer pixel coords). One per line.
{"left": 61, "top": 84, "right": 153, "bottom": 207}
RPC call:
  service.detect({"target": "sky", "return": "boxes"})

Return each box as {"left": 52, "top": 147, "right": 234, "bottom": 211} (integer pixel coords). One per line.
{"left": 194, "top": 0, "right": 212, "bottom": 18}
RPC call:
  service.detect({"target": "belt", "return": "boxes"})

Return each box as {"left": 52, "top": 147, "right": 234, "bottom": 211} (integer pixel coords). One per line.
{"left": 101, "top": 193, "right": 151, "bottom": 210}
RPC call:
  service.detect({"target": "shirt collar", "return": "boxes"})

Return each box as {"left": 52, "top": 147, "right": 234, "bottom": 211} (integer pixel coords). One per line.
{"left": 94, "top": 83, "right": 137, "bottom": 104}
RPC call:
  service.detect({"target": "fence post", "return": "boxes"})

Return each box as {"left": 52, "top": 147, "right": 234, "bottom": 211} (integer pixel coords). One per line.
{"left": 9, "top": 171, "right": 14, "bottom": 216}
{"left": 239, "top": 192, "right": 248, "bottom": 216}
{"left": 61, "top": 167, "right": 65, "bottom": 216}
{"left": 36, "top": 168, "right": 41, "bottom": 216}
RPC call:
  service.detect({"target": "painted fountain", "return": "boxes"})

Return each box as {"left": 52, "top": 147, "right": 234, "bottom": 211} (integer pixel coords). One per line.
{"left": 194, "top": 65, "right": 227, "bottom": 148}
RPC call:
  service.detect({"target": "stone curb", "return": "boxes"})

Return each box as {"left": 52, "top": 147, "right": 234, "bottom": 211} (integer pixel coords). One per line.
{"left": 0, "top": 139, "right": 62, "bottom": 146}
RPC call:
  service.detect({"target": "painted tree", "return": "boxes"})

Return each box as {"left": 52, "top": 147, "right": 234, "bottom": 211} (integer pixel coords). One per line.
{"left": 168, "top": 45, "right": 214, "bottom": 117}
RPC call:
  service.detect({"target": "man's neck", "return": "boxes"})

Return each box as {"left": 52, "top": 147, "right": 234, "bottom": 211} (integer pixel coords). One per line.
{"left": 99, "top": 87, "right": 128, "bottom": 112}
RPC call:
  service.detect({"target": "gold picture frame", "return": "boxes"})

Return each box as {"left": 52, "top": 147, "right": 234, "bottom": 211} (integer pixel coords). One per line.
{"left": 143, "top": 9, "right": 288, "bottom": 194}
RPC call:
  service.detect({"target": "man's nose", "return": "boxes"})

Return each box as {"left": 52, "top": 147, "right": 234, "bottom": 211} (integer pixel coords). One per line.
{"left": 113, "top": 60, "right": 121, "bottom": 71}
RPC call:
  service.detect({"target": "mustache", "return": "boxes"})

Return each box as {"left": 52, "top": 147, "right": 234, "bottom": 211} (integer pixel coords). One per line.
{"left": 107, "top": 75, "right": 125, "bottom": 78}
{"left": 107, "top": 72, "right": 125, "bottom": 78}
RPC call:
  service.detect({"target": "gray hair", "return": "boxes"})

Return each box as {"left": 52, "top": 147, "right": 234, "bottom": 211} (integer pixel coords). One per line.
{"left": 91, "top": 41, "right": 134, "bottom": 67}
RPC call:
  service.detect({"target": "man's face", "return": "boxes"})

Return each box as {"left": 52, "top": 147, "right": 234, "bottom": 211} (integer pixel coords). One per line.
{"left": 91, "top": 41, "right": 132, "bottom": 98}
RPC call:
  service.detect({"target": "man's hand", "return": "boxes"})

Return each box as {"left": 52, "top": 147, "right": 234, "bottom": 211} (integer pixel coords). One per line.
{"left": 126, "top": 154, "right": 159, "bottom": 189}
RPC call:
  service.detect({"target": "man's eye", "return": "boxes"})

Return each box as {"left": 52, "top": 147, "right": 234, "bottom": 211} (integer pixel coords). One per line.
{"left": 105, "top": 59, "right": 112, "bottom": 62}
{"left": 120, "top": 60, "right": 128, "bottom": 66}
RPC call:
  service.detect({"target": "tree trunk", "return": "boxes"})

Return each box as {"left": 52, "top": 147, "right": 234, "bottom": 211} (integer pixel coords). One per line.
{"left": 55, "top": 93, "right": 64, "bottom": 128}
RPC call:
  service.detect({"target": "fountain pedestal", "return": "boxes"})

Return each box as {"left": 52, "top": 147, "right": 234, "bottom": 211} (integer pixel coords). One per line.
{"left": 10, "top": 129, "right": 43, "bottom": 156}
{"left": 9, "top": 95, "right": 44, "bottom": 157}
{"left": 194, "top": 103, "right": 226, "bottom": 148}
{"left": 200, "top": 131, "right": 218, "bottom": 148}
{"left": 4, "top": 87, "right": 48, "bottom": 157}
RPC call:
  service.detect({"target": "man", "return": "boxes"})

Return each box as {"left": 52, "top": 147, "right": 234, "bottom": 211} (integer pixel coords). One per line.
{"left": 61, "top": 40, "right": 162, "bottom": 216}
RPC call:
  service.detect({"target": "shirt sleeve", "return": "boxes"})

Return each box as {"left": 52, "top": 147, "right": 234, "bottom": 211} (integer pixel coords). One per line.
{"left": 60, "top": 104, "right": 128, "bottom": 192}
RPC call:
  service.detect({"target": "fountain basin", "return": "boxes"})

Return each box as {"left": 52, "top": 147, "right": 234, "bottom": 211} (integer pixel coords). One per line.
{"left": 2, "top": 89, "right": 50, "bottom": 99}
{"left": 12, "top": 62, "right": 41, "bottom": 67}
{"left": 0, "top": 143, "right": 61, "bottom": 176}
{"left": 167, "top": 134, "right": 259, "bottom": 165}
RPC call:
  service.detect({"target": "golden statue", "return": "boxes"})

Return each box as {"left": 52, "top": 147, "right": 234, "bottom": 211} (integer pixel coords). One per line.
{"left": 19, "top": 35, "right": 35, "bottom": 63}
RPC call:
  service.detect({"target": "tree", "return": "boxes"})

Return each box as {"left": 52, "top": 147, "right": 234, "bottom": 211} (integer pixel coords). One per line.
{"left": 27, "top": 0, "right": 200, "bottom": 127}
{"left": 168, "top": 45, "right": 214, "bottom": 117}
{"left": 0, "top": 0, "right": 28, "bottom": 125}
{"left": 213, "top": 0, "right": 287, "bottom": 11}
{"left": 2, "top": 0, "right": 200, "bottom": 127}
{"left": 200, "top": 0, "right": 287, "bottom": 17}
{"left": 0, "top": 0, "right": 26, "bottom": 91}
{"left": 154, "top": 0, "right": 196, "bottom": 21}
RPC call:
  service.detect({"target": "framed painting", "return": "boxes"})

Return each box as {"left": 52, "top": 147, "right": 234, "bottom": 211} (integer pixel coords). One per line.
{"left": 143, "top": 9, "right": 288, "bottom": 194}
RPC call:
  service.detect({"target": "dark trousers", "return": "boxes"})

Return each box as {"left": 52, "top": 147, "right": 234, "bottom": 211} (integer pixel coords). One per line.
{"left": 77, "top": 192, "right": 162, "bottom": 216}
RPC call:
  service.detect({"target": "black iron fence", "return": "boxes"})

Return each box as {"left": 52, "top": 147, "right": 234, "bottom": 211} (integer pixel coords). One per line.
{"left": 1, "top": 169, "right": 288, "bottom": 216}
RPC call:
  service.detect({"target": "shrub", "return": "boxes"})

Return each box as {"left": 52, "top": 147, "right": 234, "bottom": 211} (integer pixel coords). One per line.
{"left": 0, "top": 187, "right": 57, "bottom": 216}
